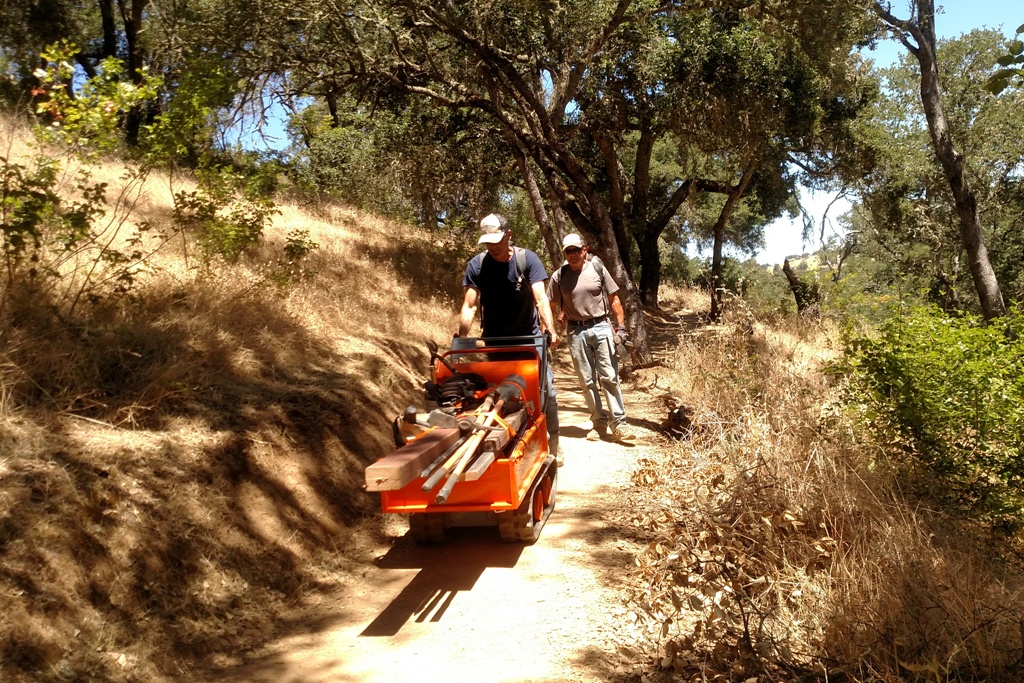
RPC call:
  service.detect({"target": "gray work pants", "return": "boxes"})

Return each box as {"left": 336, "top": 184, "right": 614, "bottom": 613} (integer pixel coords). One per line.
{"left": 567, "top": 320, "right": 626, "bottom": 429}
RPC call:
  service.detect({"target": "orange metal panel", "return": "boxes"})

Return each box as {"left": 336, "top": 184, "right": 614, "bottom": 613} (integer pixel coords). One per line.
{"left": 380, "top": 418, "right": 548, "bottom": 514}
{"left": 376, "top": 340, "right": 550, "bottom": 516}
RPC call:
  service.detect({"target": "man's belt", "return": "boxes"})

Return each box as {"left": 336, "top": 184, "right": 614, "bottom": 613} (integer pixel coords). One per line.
{"left": 567, "top": 315, "right": 608, "bottom": 329}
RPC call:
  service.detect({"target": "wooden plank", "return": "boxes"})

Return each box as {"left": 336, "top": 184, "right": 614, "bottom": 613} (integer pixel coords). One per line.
{"left": 364, "top": 428, "right": 461, "bottom": 491}
{"left": 482, "top": 409, "right": 527, "bottom": 453}
{"left": 462, "top": 451, "right": 496, "bottom": 482}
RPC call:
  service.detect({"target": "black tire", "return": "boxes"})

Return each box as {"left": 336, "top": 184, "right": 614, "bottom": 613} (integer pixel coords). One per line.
{"left": 498, "top": 459, "right": 557, "bottom": 544}
{"left": 408, "top": 513, "right": 447, "bottom": 544}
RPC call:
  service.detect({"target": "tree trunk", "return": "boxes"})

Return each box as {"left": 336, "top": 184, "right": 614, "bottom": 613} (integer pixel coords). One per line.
{"left": 325, "top": 89, "right": 340, "bottom": 127}
{"left": 634, "top": 177, "right": 728, "bottom": 311}
{"left": 782, "top": 259, "right": 820, "bottom": 313}
{"left": 875, "top": 0, "right": 1006, "bottom": 319}
{"left": 632, "top": 126, "right": 659, "bottom": 308}
{"left": 548, "top": 188, "right": 568, "bottom": 243}
{"left": 709, "top": 161, "right": 757, "bottom": 321}
{"left": 637, "top": 231, "right": 661, "bottom": 307}
{"left": 99, "top": 0, "right": 118, "bottom": 59}
{"left": 508, "top": 134, "right": 561, "bottom": 269}
{"left": 117, "top": 0, "right": 151, "bottom": 146}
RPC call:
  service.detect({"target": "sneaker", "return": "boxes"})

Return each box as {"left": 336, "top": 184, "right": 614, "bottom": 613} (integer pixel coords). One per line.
{"left": 609, "top": 424, "right": 637, "bottom": 443}
{"left": 585, "top": 428, "right": 601, "bottom": 442}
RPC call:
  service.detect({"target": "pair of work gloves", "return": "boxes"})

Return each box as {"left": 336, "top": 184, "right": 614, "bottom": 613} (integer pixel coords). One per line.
{"left": 613, "top": 327, "right": 630, "bottom": 360}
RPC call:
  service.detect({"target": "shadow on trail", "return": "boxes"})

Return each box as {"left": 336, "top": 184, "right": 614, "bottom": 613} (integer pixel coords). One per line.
{"left": 362, "top": 530, "right": 525, "bottom": 637}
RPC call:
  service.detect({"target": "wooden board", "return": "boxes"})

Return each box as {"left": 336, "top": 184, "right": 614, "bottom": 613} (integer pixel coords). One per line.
{"left": 364, "top": 428, "right": 461, "bottom": 492}
{"left": 462, "top": 451, "right": 496, "bottom": 482}
{"left": 482, "top": 409, "right": 527, "bottom": 452}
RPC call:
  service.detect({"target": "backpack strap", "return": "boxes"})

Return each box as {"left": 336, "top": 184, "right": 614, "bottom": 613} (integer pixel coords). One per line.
{"left": 514, "top": 246, "right": 528, "bottom": 292}
{"left": 558, "top": 255, "right": 611, "bottom": 317}
{"left": 474, "top": 249, "right": 528, "bottom": 292}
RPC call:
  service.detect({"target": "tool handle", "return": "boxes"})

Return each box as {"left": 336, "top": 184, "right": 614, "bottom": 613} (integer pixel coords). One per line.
{"left": 419, "top": 434, "right": 469, "bottom": 479}
{"left": 434, "top": 400, "right": 504, "bottom": 503}
{"left": 422, "top": 396, "right": 495, "bottom": 491}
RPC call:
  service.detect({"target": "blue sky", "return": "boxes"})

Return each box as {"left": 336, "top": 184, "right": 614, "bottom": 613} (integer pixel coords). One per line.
{"left": 751, "top": 1, "right": 1023, "bottom": 265}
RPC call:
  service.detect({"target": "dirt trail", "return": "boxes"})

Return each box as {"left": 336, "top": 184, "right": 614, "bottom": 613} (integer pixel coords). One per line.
{"left": 208, "top": 360, "right": 648, "bottom": 683}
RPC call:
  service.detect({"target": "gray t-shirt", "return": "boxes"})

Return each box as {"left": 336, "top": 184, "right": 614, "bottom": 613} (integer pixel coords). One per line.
{"left": 548, "top": 256, "right": 618, "bottom": 321}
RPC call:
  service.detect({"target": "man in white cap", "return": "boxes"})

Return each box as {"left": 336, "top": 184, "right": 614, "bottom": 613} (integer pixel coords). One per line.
{"left": 457, "top": 213, "right": 563, "bottom": 463}
{"left": 548, "top": 233, "right": 635, "bottom": 442}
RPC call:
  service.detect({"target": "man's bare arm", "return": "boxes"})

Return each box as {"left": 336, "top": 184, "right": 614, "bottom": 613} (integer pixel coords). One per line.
{"left": 609, "top": 291, "right": 626, "bottom": 329}
{"left": 532, "top": 281, "right": 560, "bottom": 346}
{"left": 458, "top": 286, "right": 480, "bottom": 336}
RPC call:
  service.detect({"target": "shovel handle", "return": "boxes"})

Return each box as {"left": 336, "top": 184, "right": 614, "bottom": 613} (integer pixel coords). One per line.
{"left": 434, "top": 399, "right": 505, "bottom": 504}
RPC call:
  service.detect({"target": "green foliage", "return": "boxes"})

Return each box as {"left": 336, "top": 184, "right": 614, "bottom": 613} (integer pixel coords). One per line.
{"left": 850, "top": 29, "right": 1024, "bottom": 311}
{"left": 985, "top": 23, "right": 1024, "bottom": 94}
{"left": 286, "top": 98, "right": 506, "bottom": 228}
{"left": 33, "top": 42, "right": 161, "bottom": 156}
{"left": 738, "top": 262, "right": 798, "bottom": 318}
{"left": 693, "top": 256, "right": 747, "bottom": 296}
{"left": 144, "top": 54, "right": 243, "bottom": 166}
{"left": 818, "top": 254, "right": 912, "bottom": 328}
{"left": 658, "top": 240, "right": 700, "bottom": 287}
{"left": 838, "top": 306, "right": 1024, "bottom": 530}
{"left": 173, "top": 166, "right": 279, "bottom": 264}
{"left": 272, "top": 228, "right": 320, "bottom": 285}
{"left": 1, "top": 45, "right": 174, "bottom": 317}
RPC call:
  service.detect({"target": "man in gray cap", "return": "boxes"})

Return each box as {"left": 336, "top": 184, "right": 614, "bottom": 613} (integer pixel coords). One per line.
{"left": 548, "top": 233, "right": 635, "bottom": 442}
{"left": 457, "top": 213, "right": 563, "bottom": 463}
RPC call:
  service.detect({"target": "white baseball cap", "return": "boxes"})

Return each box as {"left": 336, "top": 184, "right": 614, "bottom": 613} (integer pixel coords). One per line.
{"left": 478, "top": 213, "right": 509, "bottom": 244}
{"left": 561, "top": 234, "right": 585, "bottom": 251}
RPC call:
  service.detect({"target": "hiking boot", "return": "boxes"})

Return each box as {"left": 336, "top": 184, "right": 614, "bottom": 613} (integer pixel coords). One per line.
{"left": 609, "top": 424, "right": 637, "bottom": 443}
{"left": 550, "top": 434, "right": 564, "bottom": 466}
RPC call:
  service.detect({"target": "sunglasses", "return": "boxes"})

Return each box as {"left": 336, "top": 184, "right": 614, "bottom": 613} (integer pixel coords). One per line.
{"left": 563, "top": 247, "right": 583, "bottom": 255}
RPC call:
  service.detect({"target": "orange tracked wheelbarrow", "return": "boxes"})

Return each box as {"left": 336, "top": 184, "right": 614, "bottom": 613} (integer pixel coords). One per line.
{"left": 365, "top": 335, "right": 557, "bottom": 544}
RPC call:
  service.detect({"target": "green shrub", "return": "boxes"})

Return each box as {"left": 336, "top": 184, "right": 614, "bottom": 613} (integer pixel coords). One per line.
{"left": 2, "top": 44, "right": 167, "bottom": 318}
{"left": 837, "top": 305, "right": 1024, "bottom": 529}
{"left": 172, "top": 165, "right": 279, "bottom": 264}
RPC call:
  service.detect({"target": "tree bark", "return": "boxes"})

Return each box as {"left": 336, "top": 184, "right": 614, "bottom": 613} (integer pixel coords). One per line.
{"left": 635, "top": 177, "right": 730, "bottom": 307}
{"left": 874, "top": 0, "right": 1006, "bottom": 319}
{"left": 99, "top": 0, "right": 118, "bottom": 59}
{"left": 636, "top": 230, "right": 662, "bottom": 308}
{"left": 782, "top": 259, "right": 820, "bottom": 313}
{"left": 506, "top": 131, "right": 561, "bottom": 268}
{"left": 709, "top": 160, "right": 757, "bottom": 321}
{"left": 117, "top": 0, "right": 151, "bottom": 146}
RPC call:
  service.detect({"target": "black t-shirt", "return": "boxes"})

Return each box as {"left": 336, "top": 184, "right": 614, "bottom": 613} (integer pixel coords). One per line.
{"left": 463, "top": 248, "right": 548, "bottom": 337}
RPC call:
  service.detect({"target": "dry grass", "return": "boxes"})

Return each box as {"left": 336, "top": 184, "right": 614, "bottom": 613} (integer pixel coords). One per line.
{"left": 6, "top": 110, "right": 1024, "bottom": 682}
{"left": 0, "top": 125, "right": 470, "bottom": 680}
{"left": 619, "top": 289, "right": 1024, "bottom": 681}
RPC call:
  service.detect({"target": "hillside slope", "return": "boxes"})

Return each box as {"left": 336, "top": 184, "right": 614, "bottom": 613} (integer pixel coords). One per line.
{"left": 0, "top": 146, "right": 479, "bottom": 680}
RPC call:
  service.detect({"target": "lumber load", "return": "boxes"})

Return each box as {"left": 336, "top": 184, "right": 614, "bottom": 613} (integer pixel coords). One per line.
{"left": 364, "top": 428, "right": 461, "bottom": 492}
{"left": 482, "top": 408, "right": 527, "bottom": 453}
{"left": 463, "top": 409, "right": 529, "bottom": 482}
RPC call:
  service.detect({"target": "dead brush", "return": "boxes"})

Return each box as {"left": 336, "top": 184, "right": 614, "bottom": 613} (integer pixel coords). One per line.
{"left": 0, "top": 132, "right": 467, "bottom": 680}
{"left": 620, "top": 305, "right": 1024, "bottom": 681}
